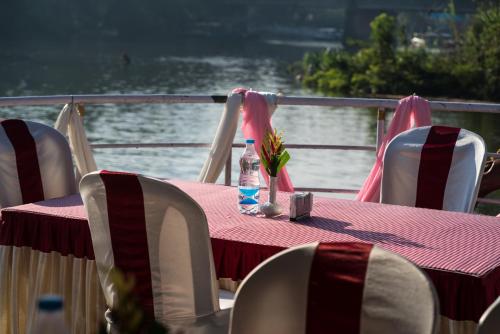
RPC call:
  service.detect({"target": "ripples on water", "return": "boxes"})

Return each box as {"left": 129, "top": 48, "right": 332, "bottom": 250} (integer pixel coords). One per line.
{"left": 0, "top": 39, "right": 499, "bottom": 204}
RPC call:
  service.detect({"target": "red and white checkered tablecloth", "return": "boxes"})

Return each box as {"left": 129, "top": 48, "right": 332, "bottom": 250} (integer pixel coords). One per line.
{"left": 1, "top": 180, "right": 499, "bottom": 326}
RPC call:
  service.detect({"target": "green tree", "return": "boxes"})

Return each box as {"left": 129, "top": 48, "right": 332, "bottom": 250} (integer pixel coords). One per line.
{"left": 369, "top": 13, "right": 396, "bottom": 64}
{"left": 460, "top": 4, "right": 500, "bottom": 99}
{"left": 296, "top": 5, "right": 500, "bottom": 101}
{"left": 361, "top": 13, "right": 398, "bottom": 94}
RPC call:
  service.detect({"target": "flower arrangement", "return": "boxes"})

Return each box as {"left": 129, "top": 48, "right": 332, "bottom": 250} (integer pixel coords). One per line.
{"left": 260, "top": 129, "right": 290, "bottom": 177}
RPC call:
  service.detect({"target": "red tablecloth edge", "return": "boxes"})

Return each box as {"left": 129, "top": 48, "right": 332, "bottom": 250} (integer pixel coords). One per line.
{"left": 0, "top": 209, "right": 95, "bottom": 259}
{"left": 211, "top": 237, "right": 500, "bottom": 323}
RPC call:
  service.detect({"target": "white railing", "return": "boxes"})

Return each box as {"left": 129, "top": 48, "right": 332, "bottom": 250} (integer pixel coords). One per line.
{"left": 1, "top": 94, "right": 499, "bottom": 202}
{"left": 2, "top": 94, "right": 500, "bottom": 113}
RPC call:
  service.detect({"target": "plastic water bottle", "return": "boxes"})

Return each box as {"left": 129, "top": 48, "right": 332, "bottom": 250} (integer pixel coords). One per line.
{"left": 30, "top": 295, "right": 69, "bottom": 334}
{"left": 238, "top": 139, "right": 260, "bottom": 214}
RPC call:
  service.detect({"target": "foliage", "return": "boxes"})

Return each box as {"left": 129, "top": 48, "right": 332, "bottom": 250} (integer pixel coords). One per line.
{"left": 260, "top": 129, "right": 290, "bottom": 177}
{"left": 296, "top": 4, "right": 500, "bottom": 101}
{"left": 99, "top": 269, "right": 169, "bottom": 334}
{"left": 459, "top": 2, "right": 500, "bottom": 99}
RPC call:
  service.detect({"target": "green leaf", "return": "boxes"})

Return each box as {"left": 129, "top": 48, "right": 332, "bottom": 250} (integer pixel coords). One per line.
{"left": 277, "top": 150, "right": 290, "bottom": 173}
{"left": 270, "top": 155, "right": 280, "bottom": 176}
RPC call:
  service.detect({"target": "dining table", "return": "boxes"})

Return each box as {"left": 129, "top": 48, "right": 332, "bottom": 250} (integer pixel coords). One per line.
{"left": 0, "top": 179, "right": 499, "bottom": 334}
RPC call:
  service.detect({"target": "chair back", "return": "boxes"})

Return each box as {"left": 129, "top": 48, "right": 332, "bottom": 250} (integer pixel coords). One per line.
{"left": 381, "top": 125, "right": 486, "bottom": 212}
{"left": 477, "top": 296, "right": 500, "bottom": 334}
{"left": 229, "top": 242, "right": 439, "bottom": 334}
{"left": 80, "top": 170, "right": 220, "bottom": 323}
{"left": 0, "top": 119, "right": 76, "bottom": 207}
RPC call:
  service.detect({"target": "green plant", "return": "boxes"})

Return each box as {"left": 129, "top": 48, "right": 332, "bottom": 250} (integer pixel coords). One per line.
{"left": 260, "top": 129, "right": 290, "bottom": 177}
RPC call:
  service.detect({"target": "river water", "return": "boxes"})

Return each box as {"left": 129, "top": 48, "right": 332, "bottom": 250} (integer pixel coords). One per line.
{"left": 1, "top": 38, "right": 499, "bottom": 205}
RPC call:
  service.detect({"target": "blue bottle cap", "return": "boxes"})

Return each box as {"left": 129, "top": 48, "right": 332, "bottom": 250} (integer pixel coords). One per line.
{"left": 38, "top": 295, "right": 63, "bottom": 311}
{"left": 245, "top": 139, "right": 255, "bottom": 144}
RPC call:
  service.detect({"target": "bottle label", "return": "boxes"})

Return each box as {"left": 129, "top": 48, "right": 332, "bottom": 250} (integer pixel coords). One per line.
{"left": 239, "top": 187, "right": 259, "bottom": 205}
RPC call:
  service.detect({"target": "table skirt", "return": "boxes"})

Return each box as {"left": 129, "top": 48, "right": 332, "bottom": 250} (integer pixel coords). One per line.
{"left": 0, "top": 244, "right": 481, "bottom": 334}
{"left": 0, "top": 246, "right": 105, "bottom": 334}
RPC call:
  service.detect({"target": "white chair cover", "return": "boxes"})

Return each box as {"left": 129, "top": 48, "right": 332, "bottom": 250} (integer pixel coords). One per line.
{"left": 0, "top": 119, "right": 76, "bottom": 208}
{"left": 198, "top": 93, "right": 243, "bottom": 183}
{"left": 229, "top": 242, "right": 439, "bottom": 334}
{"left": 381, "top": 125, "right": 486, "bottom": 212}
{"left": 80, "top": 171, "right": 232, "bottom": 333}
{"left": 54, "top": 103, "right": 98, "bottom": 183}
{"left": 477, "top": 296, "right": 500, "bottom": 334}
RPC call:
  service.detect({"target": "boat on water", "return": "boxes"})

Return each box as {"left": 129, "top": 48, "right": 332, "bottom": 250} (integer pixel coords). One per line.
{"left": 0, "top": 93, "right": 499, "bottom": 334}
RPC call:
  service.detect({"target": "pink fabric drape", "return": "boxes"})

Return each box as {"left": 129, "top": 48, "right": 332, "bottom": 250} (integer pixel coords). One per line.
{"left": 234, "top": 88, "right": 294, "bottom": 192}
{"left": 356, "top": 95, "right": 432, "bottom": 202}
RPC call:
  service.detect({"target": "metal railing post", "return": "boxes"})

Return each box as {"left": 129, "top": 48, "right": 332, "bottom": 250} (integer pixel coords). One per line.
{"left": 376, "top": 108, "right": 386, "bottom": 154}
{"left": 224, "top": 149, "right": 232, "bottom": 186}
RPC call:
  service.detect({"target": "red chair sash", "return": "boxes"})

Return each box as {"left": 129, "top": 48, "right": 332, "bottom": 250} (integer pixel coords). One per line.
{"left": 100, "top": 170, "right": 155, "bottom": 318}
{"left": 306, "top": 242, "right": 373, "bottom": 334}
{"left": 1, "top": 119, "right": 44, "bottom": 204}
{"left": 415, "top": 126, "right": 461, "bottom": 210}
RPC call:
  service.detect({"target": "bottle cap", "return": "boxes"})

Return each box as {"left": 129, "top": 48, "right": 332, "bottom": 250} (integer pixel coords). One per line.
{"left": 245, "top": 139, "right": 255, "bottom": 144}
{"left": 38, "top": 295, "right": 63, "bottom": 312}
